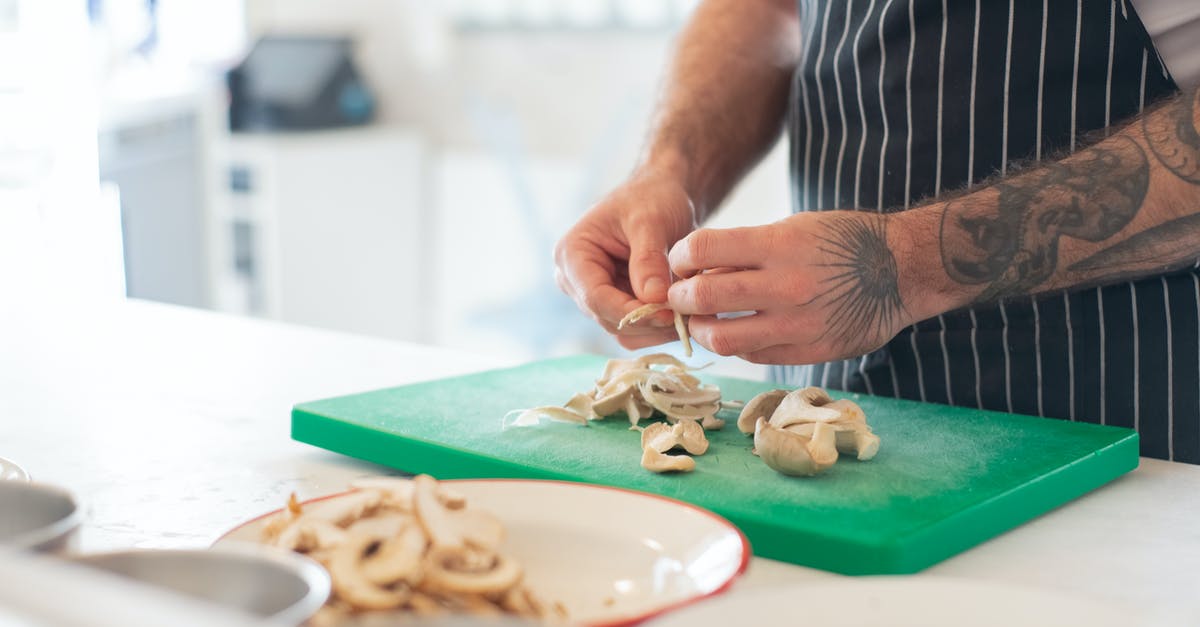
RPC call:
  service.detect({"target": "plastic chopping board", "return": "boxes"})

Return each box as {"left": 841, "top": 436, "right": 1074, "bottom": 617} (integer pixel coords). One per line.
{"left": 291, "top": 355, "right": 1139, "bottom": 574}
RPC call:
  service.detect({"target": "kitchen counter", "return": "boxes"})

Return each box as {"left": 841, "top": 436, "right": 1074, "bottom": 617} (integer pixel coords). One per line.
{"left": 3, "top": 298, "right": 1198, "bottom": 623}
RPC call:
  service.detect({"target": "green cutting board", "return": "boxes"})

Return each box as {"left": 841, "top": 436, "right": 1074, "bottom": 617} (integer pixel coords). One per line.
{"left": 292, "top": 355, "right": 1138, "bottom": 575}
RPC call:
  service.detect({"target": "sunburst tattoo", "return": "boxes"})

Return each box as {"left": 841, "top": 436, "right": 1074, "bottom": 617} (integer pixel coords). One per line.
{"left": 813, "top": 215, "right": 906, "bottom": 347}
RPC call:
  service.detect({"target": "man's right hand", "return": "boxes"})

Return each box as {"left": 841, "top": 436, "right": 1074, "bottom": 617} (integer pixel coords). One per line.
{"left": 553, "top": 166, "right": 698, "bottom": 350}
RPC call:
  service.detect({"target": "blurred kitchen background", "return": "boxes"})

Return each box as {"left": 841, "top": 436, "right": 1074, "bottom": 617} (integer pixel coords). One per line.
{"left": 0, "top": 0, "right": 786, "bottom": 374}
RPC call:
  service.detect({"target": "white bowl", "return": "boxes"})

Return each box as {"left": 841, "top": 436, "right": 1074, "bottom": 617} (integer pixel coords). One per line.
{"left": 0, "top": 481, "right": 81, "bottom": 552}
{"left": 0, "top": 456, "right": 29, "bottom": 482}
{"left": 72, "top": 546, "right": 330, "bottom": 625}
{"left": 218, "top": 479, "right": 750, "bottom": 626}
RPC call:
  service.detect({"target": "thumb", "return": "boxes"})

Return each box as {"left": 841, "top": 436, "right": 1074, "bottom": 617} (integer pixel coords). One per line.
{"left": 628, "top": 225, "right": 672, "bottom": 304}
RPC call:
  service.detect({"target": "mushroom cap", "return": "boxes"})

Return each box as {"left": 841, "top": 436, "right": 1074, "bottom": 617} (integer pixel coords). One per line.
{"left": 671, "top": 420, "right": 709, "bottom": 455}
{"left": 769, "top": 387, "right": 843, "bottom": 428}
{"left": 736, "top": 389, "right": 788, "bottom": 434}
{"left": 640, "top": 422, "right": 675, "bottom": 452}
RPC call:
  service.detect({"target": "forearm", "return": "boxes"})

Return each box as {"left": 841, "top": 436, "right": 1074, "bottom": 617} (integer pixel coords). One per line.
{"left": 893, "top": 87, "right": 1200, "bottom": 321}
{"left": 641, "top": 0, "right": 799, "bottom": 221}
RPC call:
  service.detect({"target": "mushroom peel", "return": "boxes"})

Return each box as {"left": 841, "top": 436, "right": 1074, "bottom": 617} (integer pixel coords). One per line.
{"left": 754, "top": 418, "right": 839, "bottom": 477}
{"left": 736, "top": 389, "right": 789, "bottom": 435}
{"left": 641, "top": 446, "right": 697, "bottom": 473}
{"left": 617, "top": 304, "right": 693, "bottom": 357}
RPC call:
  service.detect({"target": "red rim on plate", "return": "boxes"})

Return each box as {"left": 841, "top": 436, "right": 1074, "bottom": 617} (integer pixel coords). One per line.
{"left": 216, "top": 478, "right": 751, "bottom": 626}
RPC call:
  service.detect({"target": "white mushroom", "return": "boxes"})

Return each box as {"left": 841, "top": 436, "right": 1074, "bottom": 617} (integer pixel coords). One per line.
{"left": 754, "top": 418, "right": 839, "bottom": 477}
{"left": 271, "top": 518, "right": 349, "bottom": 552}
{"left": 787, "top": 421, "right": 881, "bottom": 461}
{"left": 768, "top": 387, "right": 843, "bottom": 428}
{"left": 737, "top": 389, "right": 789, "bottom": 435}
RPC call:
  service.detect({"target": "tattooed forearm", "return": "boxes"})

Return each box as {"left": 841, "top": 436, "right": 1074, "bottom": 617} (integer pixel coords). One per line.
{"left": 815, "top": 215, "right": 905, "bottom": 349}
{"left": 938, "top": 136, "right": 1150, "bottom": 301}
{"left": 1068, "top": 213, "right": 1200, "bottom": 277}
{"left": 1143, "top": 87, "right": 1200, "bottom": 183}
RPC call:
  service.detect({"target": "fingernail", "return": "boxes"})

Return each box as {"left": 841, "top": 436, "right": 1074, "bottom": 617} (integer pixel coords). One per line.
{"left": 643, "top": 277, "right": 666, "bottom": 299}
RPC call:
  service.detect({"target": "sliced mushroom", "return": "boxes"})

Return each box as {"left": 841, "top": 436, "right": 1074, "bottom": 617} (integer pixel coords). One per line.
{"left": 328, "top": 534, "right": 411, "bottom": 610}
{"left": 301, "top": 489, "right": 384, "bottom": 527}
{"left": 421, "top": 546, "right": 524, "bottom": 596}
{"left": 272, "top": 518, "right": 349, "bottom": 552}
{"left": 361, "top": 521, "right": 427, "bottom": 585}
{"left": 754, "top": 418, "right": 838, "bottom": 477}
{"left": 345, "top": 512, "right": 411, "bottom": 540}
{"left": 640, "top": 446, "right": 696, "bottom": 473}
{"left": 413, "top": 475, "right": 504, "bottom": 551}
{"left": 737, "top": 389, "right": 788, "bottom": 435}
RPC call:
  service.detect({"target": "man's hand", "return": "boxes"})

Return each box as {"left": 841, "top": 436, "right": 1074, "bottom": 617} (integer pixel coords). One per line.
{"left": 669, "top": 87, "right": 1200, "bottom": 366}
{"left": 666, "top": 211, "right": 937, "bottom": 364}
{"left": 554, "top": 167, "right": 697, "bottom": 350}
{"left": 553, "top": 0, "right": 799, "bottom": 349}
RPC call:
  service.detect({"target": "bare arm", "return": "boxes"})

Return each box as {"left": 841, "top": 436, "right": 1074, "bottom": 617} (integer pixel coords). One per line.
{"left": 642, "top": 0, "right": 800, "bottom": 221}
{"left": 664, "top": 87, "right": 1200, "bottom": 365}
{"left": 901, "top": 86, "right": 1200, "bottom": 323}
{"left": 553, "top": 0, "right": 800, "bottom": 349}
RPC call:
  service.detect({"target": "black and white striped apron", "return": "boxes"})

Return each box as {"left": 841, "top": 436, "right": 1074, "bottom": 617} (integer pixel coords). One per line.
{"left": 774, "top": 0, "right": 1199, "bottom": 464}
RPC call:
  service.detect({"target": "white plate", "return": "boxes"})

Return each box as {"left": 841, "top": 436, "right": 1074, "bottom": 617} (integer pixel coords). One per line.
{"left": 217, "top": 479, "right": 750, "bottom": 626}
{"left": 0, "top": 457, "right": 29, "bottom": 482}
{"left": 649, "top": 576, "right": 1158, "bottom": 627}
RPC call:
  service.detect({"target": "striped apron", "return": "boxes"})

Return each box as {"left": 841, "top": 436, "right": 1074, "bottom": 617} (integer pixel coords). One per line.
{"left": 775, "top": 0, "right": 1199, "bottom": 463}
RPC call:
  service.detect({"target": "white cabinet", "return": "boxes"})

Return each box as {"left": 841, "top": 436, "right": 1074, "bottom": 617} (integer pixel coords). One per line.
{"left": 208, "top": 127, "right": 429, "bottom": 343}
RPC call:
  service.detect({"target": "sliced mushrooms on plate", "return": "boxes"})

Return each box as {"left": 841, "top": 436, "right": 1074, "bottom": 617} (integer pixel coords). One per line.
{"left": 255, "top": 475, "right": 565, "bottom": 625}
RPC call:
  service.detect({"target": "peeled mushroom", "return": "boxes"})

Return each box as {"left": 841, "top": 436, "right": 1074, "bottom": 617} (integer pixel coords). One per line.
{"left": 736, "top": 389, "right": 788, "bottom": 435}
{"left": 754, "top": 418, "right": 838, "bottom": 477}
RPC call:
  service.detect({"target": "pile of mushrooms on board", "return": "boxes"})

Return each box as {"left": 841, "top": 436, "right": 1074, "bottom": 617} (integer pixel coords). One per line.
{"left": 258, "top": 474, "right": 565, "bottom": 625}
{"left": 516, "top": 347, "right": 881, "bottom": 477}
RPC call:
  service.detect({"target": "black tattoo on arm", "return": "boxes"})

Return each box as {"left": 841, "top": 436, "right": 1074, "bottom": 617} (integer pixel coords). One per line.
{"left": 1068, "top": 213, "right": 1200, "bottom": 278}
{"left": 1144, "top": 87, "right": 1200, "bottom": 183}
{"left": 938, "top": 136, "right": 1150, "bottom": 301}
{"left": 815, "top": 216, "right": 905, "bottom": 348}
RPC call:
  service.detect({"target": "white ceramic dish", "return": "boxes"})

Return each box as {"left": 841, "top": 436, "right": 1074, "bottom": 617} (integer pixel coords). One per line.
{"left": 0, "top": 481, "right": 81, "bottom": 552}
{"left": 648, "top": 576, "right": 1156, "bottom": 627}
{"left": 217, "top": 479, "right": 750, "bottom": 626}
{"left": 72, "top": 545, "right": 330, "bottom": 625}
{"left": 0, "top": 456, "right": 29, "bottom": 482}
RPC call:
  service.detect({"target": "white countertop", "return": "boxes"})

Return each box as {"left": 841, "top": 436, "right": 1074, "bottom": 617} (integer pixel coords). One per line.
{"left": 3, "top": 299, "right": 1198, "bottom": 624}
